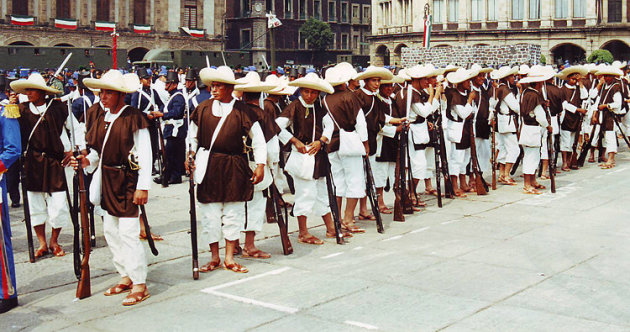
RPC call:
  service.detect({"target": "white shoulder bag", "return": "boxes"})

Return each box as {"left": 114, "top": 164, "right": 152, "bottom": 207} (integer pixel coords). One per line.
{"left": 323, "top": 96, "right": 365, "bottom": 157}
{"left": 284, "top": 109, "right": 316, "bottom": 180}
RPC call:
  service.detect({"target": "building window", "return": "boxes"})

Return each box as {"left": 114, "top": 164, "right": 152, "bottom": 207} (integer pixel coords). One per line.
{"left": 57, "top": 0, "right": 71, "bottom": 18}
{"left": 266, "top": 0, "right": 274, "bottom": 11}
{"left": 487, "top": 0, "right": 497, "bottom": 20}
{"left": 471, "top": 0, "right": 482, "bottom": 21}
{"left": 433, "top": 0, "right": 444, "bottom": 23}
{"left": 298, "top": 0, "right": 306, "bottom": 19}
{"left": 97, "top": 0, "right": 110, "bottom": 21}
{"left": 341, "top": 33, "right": 348, "bottom": 49}
{"left": 328, "top": 1, "right": 336, "bottom": 21}
{"left": 352, "top": 4, "right": 359, "bottom": 20}
{"left": 12, "top": 0, "right": 28, "bottom": 15}
{"left": 512, "top": 0, "right": 524, "bottom": 20}
{"left": 555, "top": 0, "right": 568, "bottom": 18}
{"left": 608, "top": 0, "right": 621, "bottom": 22}
{"left": 241, "top": 0, "right": 251, "bottom": 17}
{"left": 134, "top": 0, "right": 147, "bottom": 25}
{"left": 284, "top": 0, "right": 293, "bottom": 19}
{"left": 573, "top": 0, "right": 586, "bottom": 18}
{"left": 314, "top": 0, "right": 322, "bottom": 20}
{"left": 447, "top": 0, "right": 458, "bottom": 22}
{"left": 332, "top": 32, "right": 337, "bottom": 49}
{"left": 362, "top": 5, "right": 370, "bottom": 23}
{"left": 341, "top": 1, "right": 349, "bottom": 22}
{"left": 298, "top": 32, "right": 307, "bottom": 49}
{"left": 184, "top": 4, "right": 198, "bottom": 28}
{"left": 352, "top": 35, "right": 358, "bottom": 49}
{"left": 240, "top": 29, "right": 251, "bottom": 49}
{"left": 529, "top": 0, "right": 540, "bottom": 19}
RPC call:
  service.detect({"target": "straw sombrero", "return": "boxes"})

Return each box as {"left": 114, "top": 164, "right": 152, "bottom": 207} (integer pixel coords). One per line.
{"left": 10, "top": 73, "right": 61, "bottom": 95}
{"left": 82, "top": 70, "right": 140, "bottom": 94}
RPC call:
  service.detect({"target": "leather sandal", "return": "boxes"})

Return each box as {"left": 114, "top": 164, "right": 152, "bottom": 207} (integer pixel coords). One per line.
{"left": 199, "top": 260, "right": 221, "bottom": 273}
{"left": 34, "top": 247, "right": 48, "bottom": 259}
{"left": 51, "top": 245, "right": 65, "bottom": 257}
{"left": 342, "top": 223, "right": 366, "bottom": 233}
{"left": 326, "top": 231, "right": 353, "bottom": 238}
{"left": 104, "top": 283, "right": 133, "bottom": 296}
{"left": 242, "top": 249, "right": 272, "bottom": 258}
{"left": 224, "top": 262, "right": 249, "bottom": 273}
{"left": 122, "top": 289, "right": 150, "bottom": 306}
{"left": 298, "top": 235, "right": 324, "bottom": 245}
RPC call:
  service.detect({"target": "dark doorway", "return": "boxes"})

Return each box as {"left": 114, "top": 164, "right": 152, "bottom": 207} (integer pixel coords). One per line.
{"left": 603, "top": 40, "right": 630, "bottom": 61}
{"left": 552, "top": 43, "right": 586, "bottom": 65}
{"left": 134, "top": 0, "right": 147, "bottom": 25}
{"left": 57, "top": 0, "right": 71, "bottom": 18}
{"left": 97, "top": 0, "right": 110, "bottom": 21}
{"left": 12, "top": 0, "right": 28, "bottom": 15}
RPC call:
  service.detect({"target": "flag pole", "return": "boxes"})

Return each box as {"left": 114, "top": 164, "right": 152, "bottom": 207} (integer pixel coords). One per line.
{"left": 111, "top": 27, "right": 119, "bottom": 69}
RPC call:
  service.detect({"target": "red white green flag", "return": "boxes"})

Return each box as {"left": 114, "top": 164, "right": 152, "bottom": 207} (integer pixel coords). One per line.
{"left": 54, "top": 18, "right": 78, "bottom": 30}
{"left": 423, "top": 14, "right": 431, "bottom": 49}
{"left": 133, "top": 25, "right": 151, "bottom": 34}
{"left": 11, "top": 15, "right": 34, "bottom": 26}
{"left": 181, "top": 27, "right": 205, "bottom": 38}
{"left": 95, "top": 21, "right": 116, "bottom": 32}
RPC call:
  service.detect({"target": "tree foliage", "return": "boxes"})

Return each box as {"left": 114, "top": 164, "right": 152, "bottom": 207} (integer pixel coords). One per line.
{"left": 540, "top": 54, "right": 546, "bottom": 64}
{"left": 587, "top": 49, "right": 614, "bottom": 64}
{"left": 299, "top": 18, "right": 334, "bottom": 51}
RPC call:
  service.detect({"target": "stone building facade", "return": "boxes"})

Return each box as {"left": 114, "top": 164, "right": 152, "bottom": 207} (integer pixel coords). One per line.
{"left": 225, "top": 0, "right": 372, "bottom": 68}
{"left": 0, "top": 0, "right": 224, "bottom": 61}
{"left": 401, "top": 43, "right": 541, "bottom": 67}
{"left": 370, "top": 0, "right": 630, "bottom": 67}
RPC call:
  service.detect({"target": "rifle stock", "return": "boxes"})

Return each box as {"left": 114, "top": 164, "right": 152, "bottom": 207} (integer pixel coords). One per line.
{"left": 76, "top": 163, "right": 91, "bottom": 299}
{"left": 431, "top": 122, "right": 443, "bottom": 208}
{"left": 188, "top": 154, "right": 199, "bottom": 280}
{"left": 363, "top": 157, "right": 384, "bottom": 233}
{"left": 157, "top": 119, "right": 168, "bottom": 187}
{"left": 491, "top": 120, "right": 497, "bottom": 190}
{"left": 269, "top": 182, "right": 293, "bottom": 255}
{"left": 577, "top": 124, "right": 597, "bottom": 167}
{"left": 470, "top": 126, "right": 488, "bottom": 195}
{"left": 393, "top": 126, "right": 406, "bottom": 221}
{"left": 70, "top": 175, "right": 81, "bottom": 280}
{"left": 323, "top": 152, "right": 344, "bottom": 244}
{"left": 20, "top": 158, "right": 35, "bottom": 263}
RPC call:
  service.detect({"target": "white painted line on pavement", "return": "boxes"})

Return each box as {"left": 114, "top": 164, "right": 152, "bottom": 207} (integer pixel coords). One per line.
{"left": 411, "top": 227, "right": 430, "bottom": 233}
{"left": 201, "top": 267, "right": 291, "bottom": 291}
{"left": 382, "top": 235, "right": 403, "bottom": 242}
{"left": 344, "top": 320, "right": 379, "bottom": 330}
{"left": 441, "top": 220, "right": 457, "bottom": 225}
{"left": 205, "top": 289, "right": 299, "bottom": 314}
{"left": 321, "top": 252, "right": 344, "bottom": 259}
{"left": 352, "top": 246, "right": 364, "bottom": 251}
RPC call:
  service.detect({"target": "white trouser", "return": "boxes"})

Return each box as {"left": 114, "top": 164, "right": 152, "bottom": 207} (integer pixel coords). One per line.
{"left": 293, "top": 177, "right": 330, "bottom": 217}
{"left": 424, "top": 147, "right": 435, "bottom": 180}
{"left": 623, "top": 112, "right": 630, "bottom": 133}
{"left": 27, "top": 191, "right": 70, "bottom": 229}
{"left": 408, "top": 144, "right": 427, "bottom": 180}
{"left": 522, "top": 146, "right": 541, "bottom": 175}
{"left": 541, "top": 130, "right": 549, "bottom": 160}
{"left": 560, "top": 130, "right": 576, "bottom": 153}
{"left": 244, "top": 190, "right": 266, "bottom": 233}
{"left": 270, "top": 162, "right": 286, "bottom": 195}
{"left": 373, "top": 159, "right": 395, "bottom": 189}
{"left": 103, "top": 213, "right": 147, "bottom": 284}
{"left": 475, "top": 138, "right": 491, "bottom": 174}
{"left": 605, "top": 130, "right": 618, "bottom": 153}
{"left": 199, "top": 201, "right": 246, "bottom": 244}
{"left": 447, "top": 144, "right": 470, "bottom": 176}
{"left": 328, "top": 151, "right": 365, "bottom": 198}
{"left": 498, "top": 132, "right": 519, "bottom": 164}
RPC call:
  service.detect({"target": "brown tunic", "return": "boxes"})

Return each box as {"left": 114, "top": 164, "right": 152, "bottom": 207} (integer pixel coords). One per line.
{"left": 85, "top": 105, "right": 149, "bottom": 217}
{"left": 546, "top": 83, "right": 564, "bottom": 117}
{"left": 355, "top": 89, "right": 385, "bottom": 156}
{"left": 600, "top": 83, "right": 622, "bottom": 131}
{"left": 191, "top": 99, "right": 256, "bottom": 203}
{"left": 474, "top": 84, "right": 491, "bottom": 139}
{"left": 278, "top": 99, "right": 329, "bottom": 179}
{"left": 375, "top": 95, "right": 398, "bottom": 163}
{"left": 520, "top": 88, "right": 545, "bottom": 126}
{"left": 445, "top": 87, "right": 473, "bottom": 150}
{"left": 247, "top": 103, "right": 279, "bottom": 143}
{"left": 560, "top": 85, "right": 583, "bottom": 132}
{"left": 18, "top": 99, "right": 67, "bottom": 192}
{"left": 321, "top": 90, "right": 362, "bottom": 153}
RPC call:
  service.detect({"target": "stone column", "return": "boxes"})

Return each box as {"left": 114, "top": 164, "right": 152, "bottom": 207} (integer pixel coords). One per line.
{"left": 168, "top": 0, "right": 180, "bottom": 32}
{"left": 114, "top": 0, "right": 118, "bottom": 22}
{"left": 498, "top": 0, "right": 509, "bottom": 28}
{"left": 523, "top": 0, "right": 529, "bottom": 27}
{"left": 32, "top": 0, "right": 38, "bottom": 18}
{"left": 76, "top": 0, "right": 80, "bottom": 21}
{"left": 440, "top": 0, "right": 447, "bottom": 24}
{"left": 540, "top": 0, "right": 552, "bottom": 27}
{"left": 1, "top": 0, "right": 6, "bottom": 19}
{"left": 602, "top": 0, "right": 608, "bottom": 23}
{"left": 567, "top": 0, "right": 573, "bottom": 26}
{"left": 480, "top": 0, "right": 487, "bottom": 28}
{"left": 46, "top": 0, "right": 51, "bottom": 19}
{"left": 458, "top": 0, "right": 468, "bottom": 29}
{"left": 204, "top": 0, "right": 214, "bottom": 35}
{"left": 125, "top": 0, "right": 129, "bottom": 26}
{"left": 622, "top": 0, "right": 627, "bottom": 22}
{"left": 585, "top": 0, "right": 597, "bottom": 25}
{"left": 150, "top": 0, "right": 154, "bottom": 25}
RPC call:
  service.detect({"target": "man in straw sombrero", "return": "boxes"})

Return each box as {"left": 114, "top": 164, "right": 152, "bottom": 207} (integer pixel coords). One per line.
{"left": 187, "top": 66, "right": 267, "bottom": 274}
{"left": 74, "top": 70, "right": 153, "bottom": 305}
{"left": 556, "top": 65, "right": 589, "bottom": 171}
{"left": 592, "top": 65, "right": 625, "bottom": 169}
{"left": 10, "top": 72, "right": 85, "bottom": 259}
{"left": 490, "top": 66, "right": 520, "bottom": 186}
{"left": 234, "top": 71, "right": 277, "bottom": 259}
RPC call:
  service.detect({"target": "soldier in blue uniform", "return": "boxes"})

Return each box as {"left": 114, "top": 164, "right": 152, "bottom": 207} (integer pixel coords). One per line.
{"left": 0, "top": 103, "right": 22, "bottom": 313}
{"left": 71, "top": 70, "right": 99, "bottom": 122}
{"left": 154, "top": 71, "right": 186, "bottom": 185}
{"left": 189, "top": 75, "right": 212, "bottom": 110}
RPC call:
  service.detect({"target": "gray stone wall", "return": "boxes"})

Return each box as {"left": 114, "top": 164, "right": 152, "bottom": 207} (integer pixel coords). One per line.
{"left": 401, "top": 44, "right": 542, "bottom": 68}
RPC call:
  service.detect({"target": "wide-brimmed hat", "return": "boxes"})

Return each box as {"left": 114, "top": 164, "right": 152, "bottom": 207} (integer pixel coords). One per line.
{"left": 10, "top": 73, "right": 61, "bottom": 95}
{"left": 612, "top": 60, "right": 627, "bottom": 69}
{"left": 200, "top": 66, "right": 240, "bottom": 85}
{"left": 265, "top": 75, "right": 294, "bottom": 95}
{"left": 354, "top": 66, "right": 394, "bottom": 81}
{"left": 595, "top": 65, "right": 624, "bottom": 77}
{"left": 83, "top": 70, "right": 140, "bottom": 94}
{"left": 397, "top": 68, "right": 411, "bottom": 81}
{"left": 585, "top": 63, "right": 598, "bottom": 74}
{"left": 289, "top": 72, "right": 334, "bottom": 94}
{"left": 324, "top": 66, "right": 352, "bottom": 86}
{"left": 519, "top": 66, "right": 556, "bottom": 84}
{"left": 406, "top": 65, "right": 436, "bottom": 79}
{"left": 556, "top": 65, "right": 588, "bottom": 80}
{"left": 381, "top": 75, "right": 406, "bottom": 84}
{"left": 490, "top": 66, "right": 518, "bottom": 80}
{"left": 440, "top": 64, "right": 459, "bottom": 75}
{"left": 335, "top": 62, "right": 359, "bottom": 81}
{"left": 470, "top": 64, "right": 493, "bottom": 75}
{"left": 235, "top": 71, "right": 276, "bottom": 93}
{"left": 446, "top": 68, "right": 477, "bottom": 84}
{"left": 518, "top": 64, "right": 530, "bottom": 76}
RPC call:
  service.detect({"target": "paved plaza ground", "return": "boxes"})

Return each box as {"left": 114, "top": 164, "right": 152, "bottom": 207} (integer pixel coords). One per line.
{"left": 3, "top": 150, "right": 630, "bottom": 331}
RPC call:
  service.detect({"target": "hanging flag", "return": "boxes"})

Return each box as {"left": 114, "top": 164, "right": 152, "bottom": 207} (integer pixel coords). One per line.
{"left": 95, "top": 21, "right": 116, "bottom": 32}
{"left": 423, "top": 14, "right": 431, "bottom": 49}
{"left": 266, "top": 12, "right": 282, "bottom": 29}
{"left": 54, "top": 18, "right": 78, "bottom": 30}
{"left": 133, "top": 25, "right": 151, "bottom": 34}
{"left": 181, "top": 27, "right": 205, "bottom": 38}
{"left": 10, "top": 15, "right": 34, "bottom": 26}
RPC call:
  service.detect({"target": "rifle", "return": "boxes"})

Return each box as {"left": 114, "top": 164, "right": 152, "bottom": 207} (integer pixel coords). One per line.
{"left": 577, "top": 124, "right": 598, "bottom": 167}
{"left": 491, "top": 86, "right": 497, "bottom": 190}
{"left": 363, "top": 156, "right": 384, "bottom": 233}
{"left": 156, "top": 119, "right": 168, "bottom": 187}
{"left": 269, "top": 182, "right": 293, "bottom": 254}
{"left": 469, "top": 123, "right": 489, "bottom": 195}
{"left": 323, "top": 151, "right": 344, "bottom": 244}
{"left": 431, "top": 120, "right": 443, "bottom": 208}
{"left": 569, "top": 111, "right": 585, "bottom": 168}
{"left": 393, "top": 124, "right": 409, "bottom": 221}
{"left": 185, "top": 103, "right": 199, "bottom": 280}
{"left": 405, "top": 140, "right": 418, "bottom": 207}
{"left": 20, "top": 159, "right": 35, "bottom": 263}
{"left": 542, "top": 86, "right": 556, "bottom": 193}
{"left": 139, "top": 205, "right": 158, "bottom": 256}
{"left": 70, "top": 170, "right": 81, "bottom": 280}
{"left": 611, "top": 111, "right": 630, "bottom": 149}
{"left": 436, "top": 113, "right": 456, "bottom": 198}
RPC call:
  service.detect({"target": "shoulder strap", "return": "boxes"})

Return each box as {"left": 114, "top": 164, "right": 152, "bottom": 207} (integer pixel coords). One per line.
{"left": 322, "top": 96, "right": 341, "bottom": 130}
{"left": 208, "top": 100, "right": 234, "bottom": 153}
{"left": 24, "top": 100, "right": 54, "bottom": 155}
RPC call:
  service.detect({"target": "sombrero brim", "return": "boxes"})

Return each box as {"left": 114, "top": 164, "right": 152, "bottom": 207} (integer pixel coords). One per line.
{"left": 556, "top": 66, "right": 588, "bottom": 80}
{"left": 354, "top": 68, "right": 394, "bottom": 81}
{"left": 382, "top": 76, "right": 405, "bottom": 84}
{"left": 595, "top": 68, "right": 623, "bottom": 76}
{"left": 491, "top": 67, "right": 518, "bottom": 80}
{"left": 10, "top": 81, "right": 60, "bottom": 95}
{"left": 199, "top": 68, "right": 240, "bottom": 85}
{"left": 235, "top": 82, "right": 276, "bottom": 92}
{"left": 289, "top": 78, "right": 334, "bottom": 94}
{"left": 83, "top": 75, "right": 139, "bottom": 94}
{"left": 519, "top": 72, "right": 555, "bottom": 84}
{"left": 446, "top": 70, "right": 478, "bottom": 84}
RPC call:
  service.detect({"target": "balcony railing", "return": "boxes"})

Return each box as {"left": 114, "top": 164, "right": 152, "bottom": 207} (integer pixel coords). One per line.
{"left": 377, "top": 25, "right": 412, "bottom": 35}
